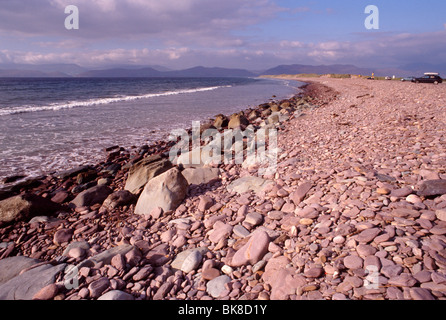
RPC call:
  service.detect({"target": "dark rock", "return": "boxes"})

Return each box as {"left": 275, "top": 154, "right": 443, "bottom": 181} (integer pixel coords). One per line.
{"left": 418, "top": 180, "right": 446, "bottom": 197}
{"left": 0, "top": 194, "right": 63, "bottom": 224}
{"left": 70, "top": 185, "right": 112, "bottom": 208}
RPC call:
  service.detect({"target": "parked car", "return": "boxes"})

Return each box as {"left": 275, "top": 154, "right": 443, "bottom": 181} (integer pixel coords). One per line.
{"left": 401, "top": 77, "right": 415, "bottom": 82}
{"left": 412, "top": 73, "right": 443, "bottom": 84}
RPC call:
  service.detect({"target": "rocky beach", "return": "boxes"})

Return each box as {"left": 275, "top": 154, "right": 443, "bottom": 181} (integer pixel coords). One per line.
{"left": 0, "top": 77, "right": 445, "bottom": 301}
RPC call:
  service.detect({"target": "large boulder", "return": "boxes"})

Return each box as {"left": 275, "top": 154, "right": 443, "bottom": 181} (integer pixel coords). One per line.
{"left": 0, "top": 256, "right": 42, "bottom": 285}
{"left": 70, "top": 185, "right": 112, "bottom": 208}
{"left": 0, "top": 194, "right": 62, "bottom": 224}
{"left": 0, "top": 263, "right": 66, "bottom": 300}
{"left": 124, "top": 155, "right": 173, "bottom": 195}
{"left": 227, "top": 113, "right": 250, "bottom": 130}
{"left": 134, "top": 168, "right": 189, "bottom": 215}
{"left": 213, "top": 114, "right": 229, "bottom": 129}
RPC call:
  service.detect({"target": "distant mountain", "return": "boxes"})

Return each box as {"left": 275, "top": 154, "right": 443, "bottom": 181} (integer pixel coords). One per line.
{"left": 0, "top": 69, "right": 70, "bottom": 77}
{"left": 78, "top": 67, "right": 164, "bottom": 77}
{"left": 0, "top": 63, "right": 86, "bottom": 76}
{"left": 1, "top": 62, "right": 439, "bottom": 78}
{"left": 78, "top": 66, "right": 256, "bottom": 78}
{"left": 165, "top": 66, "right": 255, "bottom": 77}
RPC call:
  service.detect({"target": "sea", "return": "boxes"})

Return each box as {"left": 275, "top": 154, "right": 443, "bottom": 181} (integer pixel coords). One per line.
{"left": 0, "top": 77, "right": 303, "bottom": 181}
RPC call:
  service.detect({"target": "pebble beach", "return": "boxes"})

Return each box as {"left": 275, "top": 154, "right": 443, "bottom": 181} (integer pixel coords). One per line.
{"left": 0, "top": 77, "right": 445, "bottom": 301}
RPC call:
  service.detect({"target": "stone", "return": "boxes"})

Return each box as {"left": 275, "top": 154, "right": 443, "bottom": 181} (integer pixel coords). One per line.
{"left": 32, "top": 283, "right": 59, "bottom": 300}
{"left": 409, "top": 287, "right": 435, "bottom": 300}
{"left": 153, "top": 280, "right": 174, "bottom": 300}
{"left": 53, "top": 228, "right": 74, "bottom": 246}
{"left": 387, "top": 273, "right": 418, "bottom": 287}
{"left": 355, "top": 228, "right": 381, "bottom": 243}
{"left": 290, "top": 182, "right": 313, "bottom": 205}
{"left": 181, "top": 167, "right": 220, "bottom": 185}
{"left": 0, "top": 194, "right": 62, "bottom": 223}
{"left": 390, "top": 187, "right": 413, "bottom": 198}
{"left": 51, "top": 191, "right": 70, "bottom": 204}
{"left": 171, "top": 247, "right": 208, "bottom": 273}
{"left": 76, "top": 244, "right": 134, "bottom": 269}
{"left": 67, "top": 247, "right": 85, "bottom": 259}
{"left": 304, "top": 266, "right": 324, "bottom": 278}
{"left": 436, "top": 209, "right": 446, "bottom": 222}
{"left": 102, "top": 190, "right": 136, "bottom": 210}
{"left": 134, "top": 167, "right": 189, "bottom": 215}
{"left": 198, "top": 195, "right": 214, "bottom": 212}
{"left": 231, "top": 230, "right": 270, "bottom": 267}
{"left": 62, "top": 241, "right": 90, "bottom": 257}
{"left": 202, "top": 268, "right": 221, "bottom": 281}
{"left": 132, "top": 265, "right": 153, "bottom": 281}
{"left": 343, "top": 255, "right": 364, "bottom": 269}
{"left": 111, "top": 254, "right": 126, "bottom": 271}
{"left": 70, "top": 185, "right": 112, "bottom": 208}
{"left": 228, "top": 113, "right": 249, "bottom": 129}
{"left": 209, "top": 221, "right": 233, "bottom": 244}
{"left": 206, "top": 275, "right": 231, "bottom": 298}
{"left": 124, "top": 155, "right": 173, "bottom": 195}
{"left": 245, "top": 212, "right": 263, "bottom": 226}
{"left": 0, "top": 263, "right": 66, "bottom": 300}
{"left": 417, "top": 179, "right": 446, "bottom": 197}
{"left": 0, "top": 256, "right": 41, "bottom": 285}
{"left": 98, "top": 290, "right": 135, "bottom": 300}
{"left": 88, "top": 277, "right": 111, "bottom": 299}
{"left": 392, "top": 208, "right": 420, "bottom": 219}
{"left": 213, "top": 114, "right": 229, "bottom": 129}
{"left": 227, "top": 176, "right": 274, "bottom": 195}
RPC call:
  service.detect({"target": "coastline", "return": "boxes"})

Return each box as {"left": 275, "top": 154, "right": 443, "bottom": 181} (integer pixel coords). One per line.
{"left": 1, "top": 77, "right": 446, "bottom": 301}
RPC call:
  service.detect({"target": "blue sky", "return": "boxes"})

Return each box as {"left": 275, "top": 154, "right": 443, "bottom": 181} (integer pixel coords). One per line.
{"left": 0, "top": 0, "right": 446, "bottom": 70}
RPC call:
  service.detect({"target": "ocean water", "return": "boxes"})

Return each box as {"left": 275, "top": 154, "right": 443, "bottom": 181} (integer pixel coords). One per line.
{"left": 0, "top": 77, "right": 303, "bottom": 180}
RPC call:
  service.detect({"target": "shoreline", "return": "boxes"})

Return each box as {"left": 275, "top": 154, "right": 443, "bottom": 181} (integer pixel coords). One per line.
{"left": 1, "top": 77, "right": 445, "bottom": 301}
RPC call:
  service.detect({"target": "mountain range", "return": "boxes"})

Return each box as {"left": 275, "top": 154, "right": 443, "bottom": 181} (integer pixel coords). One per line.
{"left": 0, "top": 62, "right": 444, "bottom": 78}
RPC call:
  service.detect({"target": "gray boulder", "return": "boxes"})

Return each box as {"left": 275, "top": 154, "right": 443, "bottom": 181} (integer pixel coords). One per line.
{"left": 0, "top": 263, "right": 66, "bottom": 300}
{"left": 134, "top": 167, "right": 189, "bottom": 215}
{"left": 124, "top": 155, "right": 173, "bottom": 195}
{"left": 0, "top": 256, "right": 42, "bottom": 285}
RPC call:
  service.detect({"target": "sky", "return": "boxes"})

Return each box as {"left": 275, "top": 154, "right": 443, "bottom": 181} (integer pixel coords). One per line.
{"left": 1, "top": 0, "right": 446, "bottom": 70}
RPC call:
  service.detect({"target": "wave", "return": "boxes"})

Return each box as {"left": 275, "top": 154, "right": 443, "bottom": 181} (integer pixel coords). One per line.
{"left": 0, "top": 85, "right": 231, "bottom": 116}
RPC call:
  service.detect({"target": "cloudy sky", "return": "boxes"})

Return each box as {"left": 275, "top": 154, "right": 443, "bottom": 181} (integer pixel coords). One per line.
{"left": 1, "top": 0, "right": 446, "bottom": 70}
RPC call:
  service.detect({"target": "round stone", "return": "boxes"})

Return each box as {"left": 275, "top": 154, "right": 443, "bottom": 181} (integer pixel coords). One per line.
{"left": 343, "top": 255, "right": 364, "bottom": 269}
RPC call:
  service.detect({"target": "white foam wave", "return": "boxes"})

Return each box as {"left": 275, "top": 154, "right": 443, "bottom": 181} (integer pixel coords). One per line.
{"left": 0, "top": 85, "right": 231, "bottom": 116}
